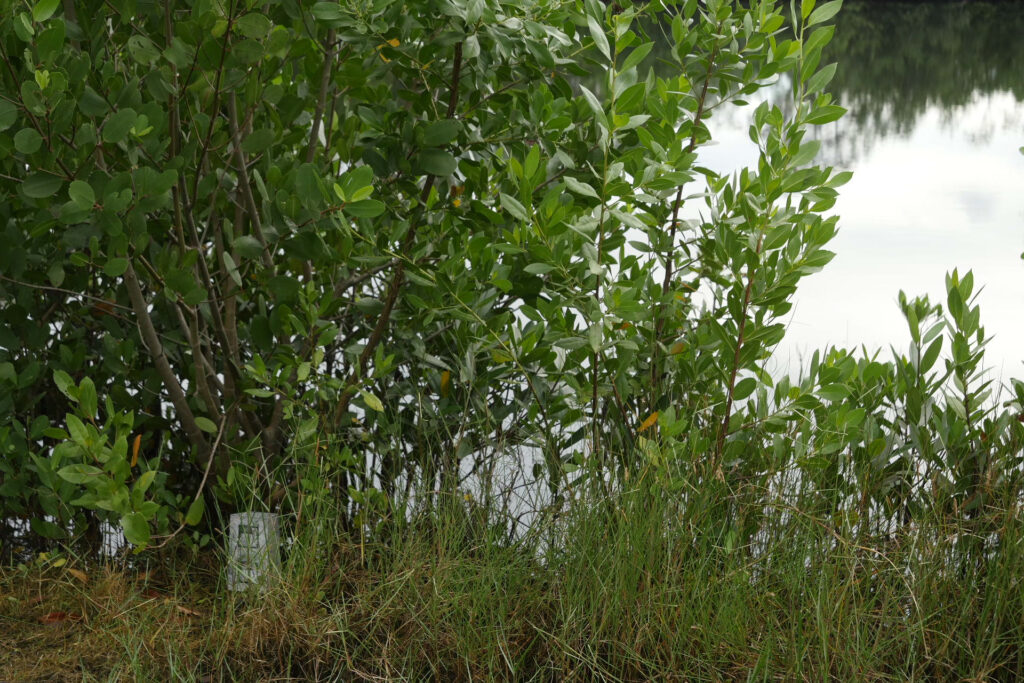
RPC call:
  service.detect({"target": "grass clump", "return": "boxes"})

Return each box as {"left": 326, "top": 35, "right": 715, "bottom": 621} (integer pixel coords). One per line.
{"left": 4, "top": 476, "right": 1024, "bottom": 681}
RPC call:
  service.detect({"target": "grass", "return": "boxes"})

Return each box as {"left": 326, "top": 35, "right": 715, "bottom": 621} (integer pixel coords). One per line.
{"left": 3, "top": 474, "right": 1023, "bottom": 681}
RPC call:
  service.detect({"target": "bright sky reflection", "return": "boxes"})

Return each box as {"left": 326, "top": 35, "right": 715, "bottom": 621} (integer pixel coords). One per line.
{"left": 697, "top": 88, "right": 1024, "bottom": 380}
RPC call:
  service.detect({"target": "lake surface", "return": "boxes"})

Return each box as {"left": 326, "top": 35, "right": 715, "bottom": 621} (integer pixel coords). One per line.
{"left": 702, "top": 2, "right": 1024, "bottom": 379}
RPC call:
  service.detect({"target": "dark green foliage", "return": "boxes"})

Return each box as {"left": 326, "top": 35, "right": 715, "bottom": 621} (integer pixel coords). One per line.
{"left": 0, "top": 0, "right": 1021, "bottom": 607}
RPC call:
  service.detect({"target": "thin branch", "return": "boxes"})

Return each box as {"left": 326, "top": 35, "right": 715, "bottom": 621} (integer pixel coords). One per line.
{"left": 651, "top": 38, "right": 721, "bottom": 401}
{"left": 148, "top": 414, "right": 227, "bottom": 550}
{"left": 123, "top": 261, "right": 211, "bottom": 462}
{"left": 306, "top": 29, "right": 338, "bottom": 163}
{"left": 227, "top": 95, "right": 275, "bottom": 271}
{"left": 331, "top": 40, "right": 464, "bottom": 426}
{"left": 714, "top": 232, "right": 764, "bottom": 475}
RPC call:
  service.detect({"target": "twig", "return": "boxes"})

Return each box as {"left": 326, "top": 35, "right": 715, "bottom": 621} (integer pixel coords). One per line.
{"left": 148, "top": 414, "right": 228, "bottom": 549}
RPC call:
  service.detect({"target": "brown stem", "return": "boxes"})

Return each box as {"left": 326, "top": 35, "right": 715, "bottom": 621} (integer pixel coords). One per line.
{"left": 227, "top": 96, "right": 274, "bottom": 271}
{"left": 714, "top": 233, "right": 764, "bottom": 473}
{"left": 331, "top": 41, "right": 463, "bottom": 427}
{"left": 61, "top": 0, "right": 79, "bottom": 50}
{"left": 651, "top": 40, "right": 721, "bottom": 402}
{"left": 306, "top": 29, "right": 337, "bottom": 163}
{"left": 149, "top": 414, "right": 227, "bottom": 550}
{"left": 188, "top": 0, "right": 236, "bottom": 204}
{"left": 123, "top": 261, "right": 211, "bottom": 462}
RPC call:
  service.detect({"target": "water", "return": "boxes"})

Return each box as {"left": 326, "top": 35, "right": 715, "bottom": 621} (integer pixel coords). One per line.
{"left": 705, "top": 2, "right": 1024, "bottom": 378}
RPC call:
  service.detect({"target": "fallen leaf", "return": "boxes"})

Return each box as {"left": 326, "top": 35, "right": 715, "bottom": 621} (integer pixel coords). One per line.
{"left": 175, "top": 605, "right": 203, "bottom": 617}
{"left": 638, "top": 411, "right": 659, "bottom": 433}
{"left": 39, "top": 611, "right": 82, "bottom": 625}
{"left": 66, "top": 568, "right": 88, "bottom": 583}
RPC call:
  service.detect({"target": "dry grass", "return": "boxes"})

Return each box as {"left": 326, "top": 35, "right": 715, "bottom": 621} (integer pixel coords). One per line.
{"left": 3, "top": 494, "right": 1024, "bottom": 681}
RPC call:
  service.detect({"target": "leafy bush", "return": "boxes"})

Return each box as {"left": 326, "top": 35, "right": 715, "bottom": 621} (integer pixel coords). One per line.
{"left": 2, "top": 0, "right": 1020, "bottom": 571}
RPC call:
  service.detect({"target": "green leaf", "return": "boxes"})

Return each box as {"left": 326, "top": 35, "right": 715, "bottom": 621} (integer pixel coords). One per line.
{"left": 57, "top": 463, "right": 103, "bottom": 485}
{"left": 311, "top": 2, "right": 344, "bottom": 21}
{"left": 14, "top": 128, "right": 42, "bottom": 154}
{"left": 338, "top": 164, "right": 374, "bottom": 202}
{"left": 500, "top": 193, "right": 529, "bottom": 221}
{"left": 0, "top": 100, "right": 18, "bottom": 131}
{"left": 564, "top": 176, "right": 600, "bottom": 199}
{"left": 416, "top": 149, "right": 457, "bottom": 176}
{"left": 422, "top": 119, "right": 461, "bottom": 146}
{"left": 233, "top": 235, "right": 264, "bottom": 259}
{"left": 66, "top": 414, "right": 89, "bottom": 445}
{"left": 14, "top": 13, "right": 35, "bottom": 41}
{"left": 78, "top": 87, "right": 110, "bottom": 117}
{"left": 120, "top": 512, "right": 151, "bottom": 547}
{"left": 22, "top": 172, "right": 62, "bottom": 198}
{"left": 818, "top": 383, "right": 849, "bottom": 402}
{"left": 805, "top": 105, "right": 846, "bottom": 125}
{"left": 360, "top": 390, "right": 384, "bottom": 412}
{"left": 36, "top": 22, "right": 65, "bottom": 62}
{"left": 578, "top": 85, "right": 605, "bottom": 119}
{"left": 53, "top": 369, "right": 75, "bottom": 398}
{"left": 587, "top": 15, "right": 610, "bottom": 60}
{"left": 295, "top": 163, "right": 324, "bottom": 208}
{"left": 195, "top": 416, "right": 218, "bottom": 433}
{"left": 524, "top": 145, "right": 540, "bottom": 180}
{"left": 135, "top": 470, "right": 156, "bottom": 495}
{"left": 807, "top": 0, "right": 842, "bottom": 27}
{"left": 524, "top": 263, "right": 554, "bottom": 275}
{"left": 588, "top": 322, "right": 602, "bottom": 352}
{"left": 68, "top": 180, "right": 95, "bottom": 209}
{"left": 621, "top": 42, "right": 653, "bottom": 72}
{"left": 32, "top": 0, "right": 61, "bottom": 22}
{"left": 344, "top": 199, "right": 385, "bottom": 217}
{"left": 184, "top": 496, "right": 205, "bottom": 525}
{"left": 804, "top": 62, "right": 837, "bottom": 94}
{"left": 78, "top": 377, "right": 97, "bottom": 420}
{"left": 242, "top": 128, "right": 275, "bottom": 154}
{"left": 733, "top": 377, "right": 757, "bottom": 401}
{"left": 102, "top": 108, "right": 138, "bottom": 143}
{"left": 921, "top": 336, "right": 943, "bottom": 374}
{"left": 30, "top": 518, "right": 66, "bottom": 539}
{"left": 235, "top": 12, "right": 271, "bottom": 38}
{"left": 104, "top": 257, "right": 129, "bottom": 278}
{"left": 789, "top": 139, "right": 821, "bottom": 168}
{"left": 127, "top": 35, "right": 161, "bottom": 65}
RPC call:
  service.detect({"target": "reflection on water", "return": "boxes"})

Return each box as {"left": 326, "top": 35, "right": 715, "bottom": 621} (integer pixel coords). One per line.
{"left": 821, "top": 2, "right": 1024, "bottom": 164}
{"left": 722, "top": 2, "right": 1024, "bottom": 377}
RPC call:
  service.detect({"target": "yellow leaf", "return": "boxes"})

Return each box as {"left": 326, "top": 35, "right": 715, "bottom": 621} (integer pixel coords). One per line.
{"left": 638, "top": 411, "right": 659, "bottom": 433}
{"left": 669, "top": 342, "right": 685, "bottom": 355}
{"left": 387, "top": 38, "right": 400, "bottom": 47}
{"left": 131, "top": 434, "right": 142, "bottom": 467}
{"left": 440, "top": 370, "right": 451, "bottom": 398}
{"left": 67, "top": 568, "right": 88, "bottom": 583}
{"left": 452, "top": 198, "right": 461, "bottom": 208}
{"left": 51, "top": 556, "right": 67, "bottom": 568}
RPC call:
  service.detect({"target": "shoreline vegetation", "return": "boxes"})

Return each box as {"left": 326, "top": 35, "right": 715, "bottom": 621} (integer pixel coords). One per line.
{"left": 2, "top": 0, "right": 1023, "bottom": 679}
{"left": 4, "top": 481, "right": 1024, "bottom": 680}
